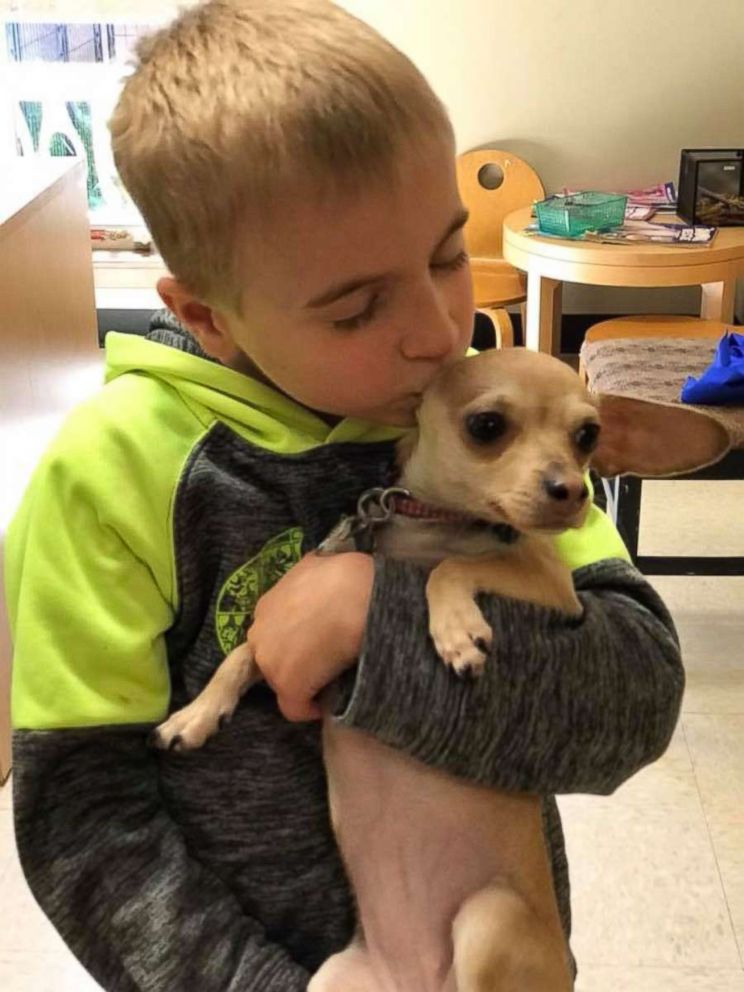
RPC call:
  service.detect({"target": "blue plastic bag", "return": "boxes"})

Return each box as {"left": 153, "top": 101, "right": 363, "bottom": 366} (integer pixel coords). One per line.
{"left": 680, "top": 331, "right": 744, "bottom": 405}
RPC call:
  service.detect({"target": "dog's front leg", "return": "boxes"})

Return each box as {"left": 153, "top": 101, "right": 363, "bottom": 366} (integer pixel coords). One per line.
{"left": 151, "top": 641, "right": 261, "bottom": 751}
{"left": 426, "top": 557, "right": 495, "bottom": 676}
{"left": 427, "top": 538, "right": 581, "bottom": 677}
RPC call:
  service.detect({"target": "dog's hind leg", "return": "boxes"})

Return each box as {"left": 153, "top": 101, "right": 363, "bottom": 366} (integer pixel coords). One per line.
{"left": 452, "top": 881, "right": 572, "bottom": 992}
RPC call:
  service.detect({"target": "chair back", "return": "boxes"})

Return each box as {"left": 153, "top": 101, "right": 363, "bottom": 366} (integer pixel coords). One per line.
{"left": 456, "top": 148, "right": 544, "bottom": 258}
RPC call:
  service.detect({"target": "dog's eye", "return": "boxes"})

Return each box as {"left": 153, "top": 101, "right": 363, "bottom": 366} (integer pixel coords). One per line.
{"left": 465, "top": 411, "right": 507, "bottom": 444}
{"left": 574, "top": 422, "right": 600, "bottom": 453}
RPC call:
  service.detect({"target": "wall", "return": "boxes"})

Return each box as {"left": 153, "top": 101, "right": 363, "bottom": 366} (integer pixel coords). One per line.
{"left": 339, "top": 0, "right": 744, "bottom": 317}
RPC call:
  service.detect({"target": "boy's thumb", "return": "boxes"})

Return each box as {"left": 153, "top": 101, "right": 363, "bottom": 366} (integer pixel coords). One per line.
{"left": 277, "top": 694, "right": 323, "bottom": 723}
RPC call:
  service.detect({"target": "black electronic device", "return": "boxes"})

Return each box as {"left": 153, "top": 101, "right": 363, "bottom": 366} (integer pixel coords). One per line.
{"left": 678, "top": 148, "right": 744, "bottom": 226}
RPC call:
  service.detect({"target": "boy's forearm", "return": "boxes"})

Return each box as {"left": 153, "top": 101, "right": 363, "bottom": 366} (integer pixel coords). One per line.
{"left": 12, "top": 727, "right": 311, "bottom": 992}
{"left": 334, "top": 556, "right": 683, "bottom": 795}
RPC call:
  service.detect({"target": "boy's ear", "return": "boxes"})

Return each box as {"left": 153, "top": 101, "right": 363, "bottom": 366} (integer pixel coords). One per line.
{"left": 592, "top": 393, "right": 731, "bottom": 478}
{"left": 156, "top": 277, "right": 235, "bottom": 362}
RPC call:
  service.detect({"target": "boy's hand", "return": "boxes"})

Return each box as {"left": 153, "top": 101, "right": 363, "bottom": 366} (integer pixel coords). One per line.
{"left": 247, "top": 551, "right": 375, "bottom": 722}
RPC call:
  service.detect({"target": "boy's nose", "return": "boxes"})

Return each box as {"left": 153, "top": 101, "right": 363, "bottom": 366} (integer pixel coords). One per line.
{"left": 400, "top": 302, "right": 462, "bottom": 361}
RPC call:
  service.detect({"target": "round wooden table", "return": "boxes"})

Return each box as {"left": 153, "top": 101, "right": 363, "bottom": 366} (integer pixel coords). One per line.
{"left": 502, "top": 206, "right": 744, "bottom": 355}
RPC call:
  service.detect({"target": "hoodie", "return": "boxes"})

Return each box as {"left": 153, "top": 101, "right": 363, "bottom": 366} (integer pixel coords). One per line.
{"left": 4, "top": 318, "right": 683, "bottom": 991}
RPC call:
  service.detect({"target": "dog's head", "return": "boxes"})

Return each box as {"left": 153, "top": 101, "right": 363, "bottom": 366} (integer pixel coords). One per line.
{"left": 398, "top": 348, "right": 730, "bottom": 533}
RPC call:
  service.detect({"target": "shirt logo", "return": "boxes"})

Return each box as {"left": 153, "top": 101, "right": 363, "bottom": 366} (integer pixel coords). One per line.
{"left": 215, "top": 527, "right": 304, "bottom": 653}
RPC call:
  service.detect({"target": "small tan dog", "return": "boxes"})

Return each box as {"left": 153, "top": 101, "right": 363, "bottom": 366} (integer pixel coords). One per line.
{"left": 154, "top": 348, "right": 728, "bottom": 992}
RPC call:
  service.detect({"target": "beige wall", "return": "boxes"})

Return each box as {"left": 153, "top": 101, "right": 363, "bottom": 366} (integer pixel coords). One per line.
{"left": 339, "top": 0, "right": 744, "bottom": 317}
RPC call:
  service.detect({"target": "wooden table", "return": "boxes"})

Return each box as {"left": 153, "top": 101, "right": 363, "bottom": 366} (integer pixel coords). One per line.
{"left": 0, "top": 158, "right": 100, "bottom": 781}
{"left": 503, "top": 206, "right": 744, "bottom": 355}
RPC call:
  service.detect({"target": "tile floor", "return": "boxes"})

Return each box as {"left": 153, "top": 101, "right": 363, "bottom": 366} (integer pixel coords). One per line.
{"left": 0, "top": 480, "right": 742, "bottom": 991}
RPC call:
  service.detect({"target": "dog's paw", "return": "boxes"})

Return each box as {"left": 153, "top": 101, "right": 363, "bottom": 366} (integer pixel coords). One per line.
{"left": 429, "top": 599, "right": 493, "bottom": 677}
{"left": 150, "top": 701, "right": 234, "bottom": 752}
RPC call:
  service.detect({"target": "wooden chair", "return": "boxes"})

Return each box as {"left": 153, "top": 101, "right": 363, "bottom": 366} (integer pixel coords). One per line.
{"left": 472, "top": 307, "right": 515, "bottom": 350}
{"left": 580, "top": 315, "right": 743, "bottom": 575}
{"left": 457, "top": 149, "right": 544, "bottom": 346}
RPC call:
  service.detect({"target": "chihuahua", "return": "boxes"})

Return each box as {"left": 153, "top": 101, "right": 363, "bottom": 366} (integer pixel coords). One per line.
{"left": 153, "top": 347, "right": 728, "bottom": 992}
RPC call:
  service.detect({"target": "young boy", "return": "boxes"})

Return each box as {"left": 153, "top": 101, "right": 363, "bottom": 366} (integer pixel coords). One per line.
{"left": 5, "top": 1, "right": 683, "bottom": 989}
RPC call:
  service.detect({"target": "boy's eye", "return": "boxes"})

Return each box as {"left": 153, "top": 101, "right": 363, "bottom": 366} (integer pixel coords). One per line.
{"left": 431, "top": 250, "right": 469, "bottom": 273}
{"left": 332, "top": 295, "right": 380, "bottom": 331}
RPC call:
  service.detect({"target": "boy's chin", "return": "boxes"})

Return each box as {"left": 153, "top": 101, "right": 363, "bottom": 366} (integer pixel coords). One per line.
{"left": 360, "top": 405, "right": 419, "bottom": 428}
{"left": 306, "top": 393, "right": 423, "bottom": 428}
{"left": 382, "top": 411, "right": 418, "bottom": 428}
{"left": 306, "top": 404, "right": 417, "bottom": 429}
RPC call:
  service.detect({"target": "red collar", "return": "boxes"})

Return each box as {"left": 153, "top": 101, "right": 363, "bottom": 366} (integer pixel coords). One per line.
{"left": 391, "top": 494, "right": 479, "bottom": 525}
{"left": 317, "top": 486, "right": 520, "bottom": 556}
{"left": 391, "top": 494, "right": 520, "bottom": 544}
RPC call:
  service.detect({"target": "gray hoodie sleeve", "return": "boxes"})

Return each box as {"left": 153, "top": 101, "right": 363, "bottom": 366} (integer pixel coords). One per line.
{"left": 335, "top": 557, "right": 683, "bottom": 794}
{"left": 12, "top": 727, "right": 312, "bottom": 992}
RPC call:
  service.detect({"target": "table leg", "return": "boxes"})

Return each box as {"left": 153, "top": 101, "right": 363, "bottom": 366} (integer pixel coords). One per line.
{"left": 526, "top": 274, "right": 563, "bottom": 354}
{"left": 700, "top": 279, "right": 736, "bottom": 323}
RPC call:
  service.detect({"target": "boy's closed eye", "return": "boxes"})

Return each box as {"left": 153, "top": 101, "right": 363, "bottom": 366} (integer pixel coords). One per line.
{"left": 330, "top": 249, "right": 470, "bottom": 332}
{"left": 332, "top": 293, "right": 382, "bottom": 332}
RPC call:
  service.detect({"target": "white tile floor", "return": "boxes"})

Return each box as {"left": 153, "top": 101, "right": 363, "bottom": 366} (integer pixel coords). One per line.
{"left": 0, "top": 481, "right": 743, "bottom": 991}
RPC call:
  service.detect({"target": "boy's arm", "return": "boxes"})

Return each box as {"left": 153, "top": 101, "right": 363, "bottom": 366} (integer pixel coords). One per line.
{"left": 334, "top": 530, "right": 683, "bottom": 796}
{"left": 6, "top": 456, "right": 310, "bottom": 992}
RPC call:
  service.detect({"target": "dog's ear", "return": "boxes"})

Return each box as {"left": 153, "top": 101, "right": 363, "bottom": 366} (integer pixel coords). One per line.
{"left": 592, "top": 393, "right": 731, "bottom": 478}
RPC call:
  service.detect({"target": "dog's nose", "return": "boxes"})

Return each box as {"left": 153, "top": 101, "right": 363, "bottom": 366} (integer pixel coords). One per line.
{"left": 543, "top": 477, "right": 589, "bottom": 503}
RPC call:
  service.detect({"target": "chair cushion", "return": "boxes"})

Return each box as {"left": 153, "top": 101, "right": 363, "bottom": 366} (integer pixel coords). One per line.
{"left": 581, "top": 335, "right": 744, "bottom": 449}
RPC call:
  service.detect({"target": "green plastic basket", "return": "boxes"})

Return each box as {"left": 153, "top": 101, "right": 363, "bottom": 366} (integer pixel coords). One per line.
{"left": 535, "top": 192, "right": 628, "bottom": 238}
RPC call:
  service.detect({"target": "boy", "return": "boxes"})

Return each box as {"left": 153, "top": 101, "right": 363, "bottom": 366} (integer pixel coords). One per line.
{"left": 5, "top": 2, "right": 683, "bottom": 989}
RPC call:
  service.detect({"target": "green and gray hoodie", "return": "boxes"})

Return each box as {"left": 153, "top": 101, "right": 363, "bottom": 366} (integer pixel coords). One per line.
{"left": 5, "top": 318, "right": 684, "bottom": 992}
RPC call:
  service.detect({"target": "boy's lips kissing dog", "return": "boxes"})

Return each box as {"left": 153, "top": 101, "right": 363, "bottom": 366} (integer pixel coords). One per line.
{"left": 153, "top": 347, "right": 729, "bottom": 992}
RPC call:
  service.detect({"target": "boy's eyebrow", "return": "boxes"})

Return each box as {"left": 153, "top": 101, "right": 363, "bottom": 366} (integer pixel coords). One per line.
{"left": 303, "top": 207, "right": 470, "bottom": 309}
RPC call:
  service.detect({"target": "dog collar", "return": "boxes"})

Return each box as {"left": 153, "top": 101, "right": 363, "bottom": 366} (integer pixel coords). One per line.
{"left": 391, "top": 494, "right": 520, "bottom": 544}
{"left": 391, "top": 494, "right": 475, "bottom": 525}
{"left": 317, "top": 486, "right": 520, "bottom": 555}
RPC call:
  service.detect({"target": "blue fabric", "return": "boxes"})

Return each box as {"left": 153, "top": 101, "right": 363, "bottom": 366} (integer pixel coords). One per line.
{"left": 680, "top": 331, "right": 744, "bottom": 405}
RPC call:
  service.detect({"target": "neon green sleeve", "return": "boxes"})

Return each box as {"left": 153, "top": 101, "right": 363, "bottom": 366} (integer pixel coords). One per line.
{"left": 554, "top": 502, "right": 631, "bottom": 572}
{"left": 5, "top": 375, "right": 206, "bottom": 730}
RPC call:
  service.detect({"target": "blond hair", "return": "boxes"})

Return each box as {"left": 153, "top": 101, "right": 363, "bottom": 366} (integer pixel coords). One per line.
{"left": 109, "top": 0, "right": 453, "bottom": 310}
